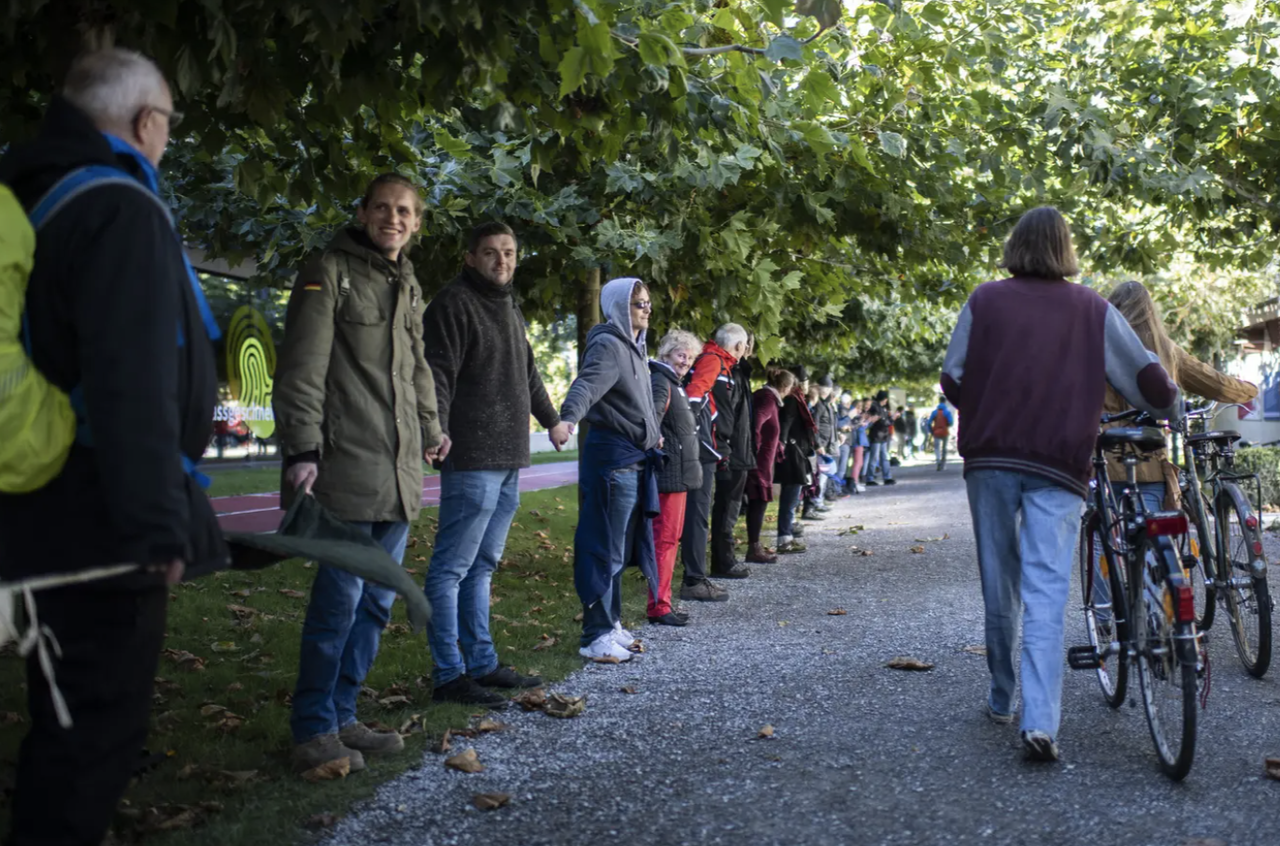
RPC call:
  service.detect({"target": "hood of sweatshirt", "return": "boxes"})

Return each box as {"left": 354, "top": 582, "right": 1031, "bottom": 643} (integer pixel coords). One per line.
{"left": 589, "top": 276, "right": 646, "bottom": 357}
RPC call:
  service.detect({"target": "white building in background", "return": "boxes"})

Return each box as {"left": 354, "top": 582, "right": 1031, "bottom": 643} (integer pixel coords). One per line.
{"left": 1221, "top": 297, "right": 1280, "bottom": 447}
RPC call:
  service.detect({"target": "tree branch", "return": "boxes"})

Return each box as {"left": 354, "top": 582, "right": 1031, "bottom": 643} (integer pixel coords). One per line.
{"left": 613, "top": 25, "right": 832, "bottom": 59}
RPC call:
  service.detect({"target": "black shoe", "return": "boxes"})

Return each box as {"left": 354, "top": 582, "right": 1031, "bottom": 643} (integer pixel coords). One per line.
{"left": 648, "top": 612, "right": 689, "bottom": 627}
{"left": 475, "top": 666, "right": 543, "bottom": 689}
{"left": 884, "top": 478, "right": 897, "bottom": 486}
{"left": 711, "top": 562, "right": 751, "bottom": 579}
{"left": 432, "top": 676, "right": 509, "bottom": 709}
{"left": 865, "top": 480, "right": 880, "bottom": 487}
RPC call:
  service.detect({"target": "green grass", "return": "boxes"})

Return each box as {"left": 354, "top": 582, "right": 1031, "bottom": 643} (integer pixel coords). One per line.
{"left": 0, "top": 483, "right": 639, "bottom": 845}
{"left": 206, "top": 452, "right": 580, "bottom": 499}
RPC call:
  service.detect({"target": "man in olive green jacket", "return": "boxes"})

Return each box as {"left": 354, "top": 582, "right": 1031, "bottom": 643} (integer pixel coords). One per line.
{"left": 274, "top": 174, "right": 448, "bottom": 773}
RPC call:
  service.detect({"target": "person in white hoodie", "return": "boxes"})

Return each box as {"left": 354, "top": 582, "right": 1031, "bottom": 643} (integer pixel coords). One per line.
{"left": 559, "top": 278, "right": 663, "bottom": 661}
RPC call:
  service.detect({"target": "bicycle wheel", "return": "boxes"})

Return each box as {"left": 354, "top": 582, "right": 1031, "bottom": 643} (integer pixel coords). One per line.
{"left": 1179, "top": 489, "right": 1216, "bottom": 630}
{"left": 1079, "top": 508, "right": 1127, "bottom": 707}
{"left": 1135, "top": 536, "right": 1198, "bottom": 781}
{"left": 1215, "top": 486, "right": 1272, "bottom": 677}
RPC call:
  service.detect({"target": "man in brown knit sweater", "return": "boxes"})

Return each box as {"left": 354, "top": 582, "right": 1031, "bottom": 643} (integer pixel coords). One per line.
{"left": 421, "top": 221, "right": 572, "bottom": 706}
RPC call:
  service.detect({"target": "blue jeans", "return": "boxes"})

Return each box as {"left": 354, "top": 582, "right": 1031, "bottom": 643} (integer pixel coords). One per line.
{"left": 424, "top": 468, "right": 520, "bottom": 685}
{"left": 966, "top": 470, "right": 1082, "bottom": 738}
{"left": 836, "top": 443, "right": 851, "bottom": 481}
{"left": 291, "top": 520, "right": 410, "bottom": 744}
{"left": 864, "top": 441, "right": 892, "bottom": 482}
{"left": 776, "top": 483, "right": 802, "bottom": 538}
{"left": 581, "top": 468, "right": 641, "bottom": 646}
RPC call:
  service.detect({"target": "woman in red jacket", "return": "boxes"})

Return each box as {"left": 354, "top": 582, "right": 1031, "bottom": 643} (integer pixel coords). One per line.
{"left": 744, "top": 367, "right": 796, "bottom": 563}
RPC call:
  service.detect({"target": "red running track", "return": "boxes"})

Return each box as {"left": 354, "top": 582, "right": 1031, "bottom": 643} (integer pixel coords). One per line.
{"left": 214, "top": 461, "right": 579, "bottom": 534}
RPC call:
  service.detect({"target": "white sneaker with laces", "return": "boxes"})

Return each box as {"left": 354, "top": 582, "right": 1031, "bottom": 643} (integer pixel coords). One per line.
{"left": 579, "top": 632, "right": 634, "bottom": 662}
{"left": 612, "top": 621, "right": 637, "bottom": 647}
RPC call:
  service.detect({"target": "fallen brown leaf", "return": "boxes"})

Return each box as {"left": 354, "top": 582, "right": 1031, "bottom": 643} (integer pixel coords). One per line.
{"left": 533, "top": 636, "right": 557, "bottom": 652}
{"left": 303, "top": 813, "right": 340, "bottom": 830}
{"left": 885, "top": 656, "right": 935, "bottom": 671}
{"left": 512, "top": 689, "right": 547, "bottom": 711}
{"left": 592, "top": 655, "right": 621, "bottom": 664}
{"left": 199, "top": 704, "right": 227, "bottom": 717}
{"left": 620, "top": 686, "right": 638, "bottom": 694}
{"left": 226, "top": 682, "right": 243, "bottom": 693}
{"left": 226, "top": 604, "right": 258, "bottom": 619}
{"left": 910, "top": 546, "right": 926, "bottom": 554}
{"left": 301, "top": 757, "right": 351, "bottom": 783}
{"left": 278, "top": 588, "right": 306, "bottom": 599}
{"left": 1266, "top": 758, "right": 1280, "bottom": 781}
{"left": 573, "top": 612, "right": 584, "bottom": 622}
{"left": 431, "top": 729, "right": 453, "bottom": 753}
{"left": 758, "top": 724, "right": 775, "bottom": 739}
{"left": 228, "top": 589, "right": 251, "bottom": 598}
{"left": 827, "top": 609, "right": 847, "bottom": 616}
{"left": 398, "top": 714, "right": 426, "bottom": 735}
{"left": 544, "top": 693, "right": 587, "bottom": 719}
{"left": 210, "top": 641, "right": 239, "bottom": 653}
{"left": 471, "top": 792, "right": 511, "bottom": 811}
{"left": 444, "top": 748, "right": 484, "bottom": 773}
{"left": 962, "top": 645, "right": 987, "bottom": 656}
{"left": 385, "top": 623, "right": 410, "bottom": 635}
{"left": 378, "top": 695, "right": 411, "bottom": 708}
{"left": 163, "top": 649, "right": 206, "bottom": 672}
{"left": 475, "top": 718, "right": 507, "bottom": 733}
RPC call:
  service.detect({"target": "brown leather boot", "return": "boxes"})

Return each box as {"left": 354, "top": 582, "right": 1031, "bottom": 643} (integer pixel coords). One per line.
{"left": 746, "top": 542, "right": 778, "bottom": 564}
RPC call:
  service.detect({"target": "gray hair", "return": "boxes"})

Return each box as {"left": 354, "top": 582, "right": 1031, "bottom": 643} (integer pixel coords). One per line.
{"left": 62, "top": 48, "right": 168, "bottom": 129}
{"left": 713, "top": 322, "right": 748, "bottom": 351}
{"left": 657, "top": 329, "right": 701, "bottom": 360}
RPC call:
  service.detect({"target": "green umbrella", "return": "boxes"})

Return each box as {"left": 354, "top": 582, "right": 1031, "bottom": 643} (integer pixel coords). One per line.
{"left": 224, "top": 494, "right": 431, "bottom": 633}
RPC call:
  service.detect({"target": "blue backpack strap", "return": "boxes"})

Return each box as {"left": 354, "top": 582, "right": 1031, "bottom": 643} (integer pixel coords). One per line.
{"left": 22, "top": 164, "right": 214, "bottom": 488}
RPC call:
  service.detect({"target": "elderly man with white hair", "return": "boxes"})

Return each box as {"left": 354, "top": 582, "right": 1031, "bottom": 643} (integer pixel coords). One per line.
{"left": 681, "top": 322, "right": 754, "bottom": 601}
{"left": 0, "top": 48, "right": 225, "bottom": 846}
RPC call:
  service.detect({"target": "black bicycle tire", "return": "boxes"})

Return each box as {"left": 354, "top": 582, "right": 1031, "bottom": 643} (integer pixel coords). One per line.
{"left": 1079, "top": 508, "right": 1127, "bottom": 707}
{"left": 1135, "top": 536, "right": 1198, "bottom": 781}
{"left": 1216, "top": 485, "right": 1272, "bottom": 677}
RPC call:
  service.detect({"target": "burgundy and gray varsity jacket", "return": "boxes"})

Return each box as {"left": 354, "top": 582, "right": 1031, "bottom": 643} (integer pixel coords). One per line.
{"left": 940, "top": 276, "right": 1179, "bottom": 497}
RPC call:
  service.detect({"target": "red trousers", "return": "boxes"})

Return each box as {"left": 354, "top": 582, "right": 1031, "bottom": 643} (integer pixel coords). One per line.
{"left": 648, "top": 491, "right": 687, "bottom": 617}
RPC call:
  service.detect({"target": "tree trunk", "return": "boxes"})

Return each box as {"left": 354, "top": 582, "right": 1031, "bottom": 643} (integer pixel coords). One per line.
{"left": 577, "top": 267, "right": 601, "bottom": 507}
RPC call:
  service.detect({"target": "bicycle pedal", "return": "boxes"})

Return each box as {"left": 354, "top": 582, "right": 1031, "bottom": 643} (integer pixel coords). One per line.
{"left": 1067, "top": 645, "right": 1102, "bottom": 670}
{"left": 1181, "top": 554, "right": 1199, "bottom": 569}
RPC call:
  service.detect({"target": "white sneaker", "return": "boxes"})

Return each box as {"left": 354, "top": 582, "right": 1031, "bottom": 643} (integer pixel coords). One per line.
{"left": 612, "top": 621, "right": 636, "bottom": 647}
{"left": 579, "top": 632, "right": 634, "bottom": 662}
{"left": 855, "top": 484, "right": 867, "bottom": 493}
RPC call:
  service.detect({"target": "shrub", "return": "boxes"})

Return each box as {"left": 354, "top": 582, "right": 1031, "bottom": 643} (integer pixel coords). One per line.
{"left": 1233, "top": 446, "right": 1280, "bottom": 510}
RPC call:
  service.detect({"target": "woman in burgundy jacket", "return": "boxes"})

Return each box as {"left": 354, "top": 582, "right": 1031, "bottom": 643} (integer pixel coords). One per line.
{"left": 745, "top": 367, "right": 796, "bottom": 563}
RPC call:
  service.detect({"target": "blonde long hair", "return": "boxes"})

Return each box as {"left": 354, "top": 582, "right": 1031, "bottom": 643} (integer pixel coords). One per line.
{"left": 1107, "top": 280, "right": 1179, "bottom": 384}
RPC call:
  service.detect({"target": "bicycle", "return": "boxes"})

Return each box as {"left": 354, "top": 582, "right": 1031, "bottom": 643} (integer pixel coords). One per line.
{"left": 1072, "top": 408, "right": 1201, "bottom": 780}
{"left": 1176, "top": 402, "right": 1272, "bottom": 678}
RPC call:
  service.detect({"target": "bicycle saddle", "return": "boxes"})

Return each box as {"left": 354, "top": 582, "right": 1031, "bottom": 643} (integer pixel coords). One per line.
{"left": 1186, "top": 430, "right": 1241, "bottom": 446}
{"left": 1097, "top": 427, "right": 1166, "bottom": 453}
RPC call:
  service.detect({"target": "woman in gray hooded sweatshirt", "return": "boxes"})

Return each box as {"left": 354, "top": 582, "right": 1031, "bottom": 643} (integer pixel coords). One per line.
{"left": 559, "top": 278, "right": 663, "bottom": 662}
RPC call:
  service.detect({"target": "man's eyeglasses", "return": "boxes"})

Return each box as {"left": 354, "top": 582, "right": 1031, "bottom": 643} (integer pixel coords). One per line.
{"left": 137, "top": 105, "right": 184, "bottom": 129}
{"left": 631, "top": 300, "right": 653, "bottom": 311}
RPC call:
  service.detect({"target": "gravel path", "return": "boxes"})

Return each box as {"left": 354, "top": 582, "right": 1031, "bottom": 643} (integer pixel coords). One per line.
{"left": 323, "top": 461, "right": 1280, "bottom": 846}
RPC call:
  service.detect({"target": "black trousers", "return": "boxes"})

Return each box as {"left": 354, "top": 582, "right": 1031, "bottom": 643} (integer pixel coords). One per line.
{"left": 7, "top": 585, "right": 168, "bottom": 846}
{"left": 745, "top": 498, "right": 768, "bottom": 545}
{"left": 680, "top": 462, "right": 716, "bottom": 586}
{"left": 711, "top": 469, "right": 748, "bottom": 573}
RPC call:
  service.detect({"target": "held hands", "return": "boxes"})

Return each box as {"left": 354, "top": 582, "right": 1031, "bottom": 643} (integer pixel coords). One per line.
{"left": 286, "top": 461, "right": 319, "bottom": 495}
{"left": 549, "top": 421, "right": 573, "bottom": 451}
{"left": 425, "top": 434, "right": 453, "bottom": 463}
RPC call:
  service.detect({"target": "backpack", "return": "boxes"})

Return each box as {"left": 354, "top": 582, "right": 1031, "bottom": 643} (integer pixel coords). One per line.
{"left": 0, "top": 166, "right": 216, "bottom": 494}
{"left": 931, "top": 410, "right": 950, "bottom": 438}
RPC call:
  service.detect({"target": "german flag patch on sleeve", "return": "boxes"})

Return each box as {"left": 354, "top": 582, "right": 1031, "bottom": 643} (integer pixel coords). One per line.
{"left": 302, "top": 282, "right": 322, "bottom": 292}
